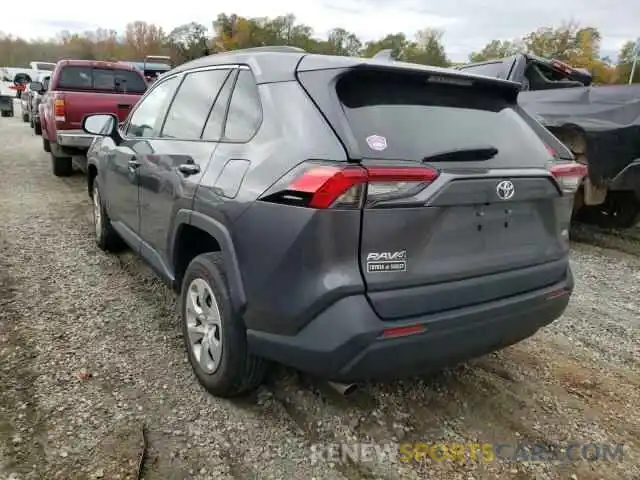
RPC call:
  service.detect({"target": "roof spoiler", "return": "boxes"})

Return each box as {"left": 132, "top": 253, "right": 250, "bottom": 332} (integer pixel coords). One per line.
{"left": 221, "top": 46, "right": 306, "bottom": 54}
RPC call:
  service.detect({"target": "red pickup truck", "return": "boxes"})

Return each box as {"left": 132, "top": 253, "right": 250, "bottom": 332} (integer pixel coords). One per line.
{"left": 36, "top": 59, "right": 147, "bottom": 177}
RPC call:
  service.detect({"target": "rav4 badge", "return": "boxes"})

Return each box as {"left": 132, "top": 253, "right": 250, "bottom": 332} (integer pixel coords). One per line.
{"left": 366, "top": 250, "right": 407, "bottom": 273}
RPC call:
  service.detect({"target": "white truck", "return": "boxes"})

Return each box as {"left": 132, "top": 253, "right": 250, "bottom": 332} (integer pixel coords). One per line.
{"left": 1, "top": 61, "right": 57, "bottom": 103}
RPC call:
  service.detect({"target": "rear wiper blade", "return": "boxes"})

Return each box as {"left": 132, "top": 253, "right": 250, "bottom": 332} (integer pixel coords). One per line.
{"left": 422, "top": 146, "right": 499, "bottom": 162}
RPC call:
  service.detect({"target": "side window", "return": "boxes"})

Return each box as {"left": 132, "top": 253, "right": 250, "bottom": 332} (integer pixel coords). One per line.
{"left": 126, "top": 77, "right": 178, "bottom": 138}
{"left": 161, "top": 69, "right": 231, "bottom": 140}
{"left": 201, "top": 71, "right": 237, "bottom": 141}
{"left": 223, "top": 69, "right": 262, "bottom": 142}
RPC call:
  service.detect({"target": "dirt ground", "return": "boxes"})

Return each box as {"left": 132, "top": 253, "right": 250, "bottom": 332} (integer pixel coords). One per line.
{"left": 0, "top": 103, "right": 639, "bottom": 480}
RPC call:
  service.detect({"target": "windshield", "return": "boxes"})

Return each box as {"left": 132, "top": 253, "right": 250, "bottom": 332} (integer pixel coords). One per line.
{"left": 336, "top": 69, "right": 550, "bottom": 163}
{"left": 35, "top": 63, "right": 56, "bottom": 71}
{"left": 58, "top": 66, "right": 147, "bottom": 93}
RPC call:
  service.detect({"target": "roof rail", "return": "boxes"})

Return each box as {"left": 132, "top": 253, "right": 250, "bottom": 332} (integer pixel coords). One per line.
{"left": 220, "top": 46, "right": 306, "bottom": 54}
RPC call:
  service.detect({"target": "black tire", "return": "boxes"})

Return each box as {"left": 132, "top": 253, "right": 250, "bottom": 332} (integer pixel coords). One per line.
{"left": 595, "top": 191, "right": 640, "bottom": 229}
{"left": 92, "top": 181, "right": 124, "bottom": 252}
{"left": 42, "top": 138, "right": 51, "bottom": 152}
{"left": 51, "top": 153, "right": 72, "bottom": 177}
{"left": 30, "top": 117, "right": 34, "bottom": 128}
{"left": 0, "top": 111, "right": 7, "bottom": 118}
{"left": 22, "top": 112, "right": 29, "bottom": 123}
{"left": 35, "top": 121, "right": 42, "bottom": 135}
{"left": 181, "top": 252, "right": 268, "bottom": 397}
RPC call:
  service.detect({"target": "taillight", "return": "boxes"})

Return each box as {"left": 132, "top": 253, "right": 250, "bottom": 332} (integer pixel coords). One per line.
{"left": 550, "top": 162, "right": 588, "bottom": 194}
{"left": 54, "top": 96, "right": 66, "bottom": 123}
{"left": 259, "top": 162, "right": 439, "bottom": 209}
{"left": 364, "top": 166, "right": 439, "bottom": 208}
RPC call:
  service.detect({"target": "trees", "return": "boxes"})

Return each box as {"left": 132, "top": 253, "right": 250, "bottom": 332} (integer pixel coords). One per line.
{"left": 0, "top": 14, "right": 635, "bottom": 87}
{"left": 362, "top": 29, "right": 450, "bottom": 66}
{"left": 168, "top": 22, "right": 209, "bottom": 63}
{"left": 616, "top": 41, "right": 639, "bottom": 84}
{"left": 469, "top": 40, "right": 523, "bottom": 62}
{"left": 469, "top": 23, "right": 619, "bottom": 84}
{"left": 326, "top": 28, "right": 362, "bottom": 57}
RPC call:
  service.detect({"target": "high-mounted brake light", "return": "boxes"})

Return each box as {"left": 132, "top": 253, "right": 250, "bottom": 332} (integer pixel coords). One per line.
{"left": 260, "top": 163, "right": 440, "bottom": 209}
{"left": 550, "top": 162, "right": 588, "bottom": 194}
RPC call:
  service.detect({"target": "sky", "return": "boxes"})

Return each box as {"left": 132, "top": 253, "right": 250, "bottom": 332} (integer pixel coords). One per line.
{"left": 0, "top": 0, "right": 638, "bottom": 62}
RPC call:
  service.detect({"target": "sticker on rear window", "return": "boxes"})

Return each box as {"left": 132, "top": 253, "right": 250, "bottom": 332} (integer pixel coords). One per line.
{"left": 366, "top": 135, "right": 387, "bottom": 151}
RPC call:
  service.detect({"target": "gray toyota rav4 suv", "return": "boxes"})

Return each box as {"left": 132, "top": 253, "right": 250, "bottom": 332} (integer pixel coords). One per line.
{"left": 82, "top": 46, "right": 586, "bottom": 397}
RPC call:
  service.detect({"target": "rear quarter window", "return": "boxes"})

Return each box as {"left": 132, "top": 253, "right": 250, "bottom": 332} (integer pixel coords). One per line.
{"left": 336, "top": 69, "right": 550, "bottom": 165}
{"left": 57, "top": 66, "right": 147, "bottom": 93}
{"left": 223, "top": 69, "right": 262, "bottom": 142}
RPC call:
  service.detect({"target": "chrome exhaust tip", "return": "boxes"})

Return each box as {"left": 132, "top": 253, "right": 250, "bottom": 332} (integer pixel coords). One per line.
{"left": 327, "top": 381, "right": 358, "bottom": 396}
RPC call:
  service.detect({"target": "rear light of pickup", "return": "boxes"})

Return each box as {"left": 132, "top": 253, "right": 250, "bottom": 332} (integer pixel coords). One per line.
{"left": 54, "top": 93, "right": 66, "bottom": 123}
{"left": 259, "top": 161, "right": 439, "bottom": 209}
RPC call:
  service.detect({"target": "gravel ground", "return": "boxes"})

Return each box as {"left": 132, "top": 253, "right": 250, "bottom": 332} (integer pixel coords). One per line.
{"left": 1, "top": 104, "right": 639, "bottom": 480}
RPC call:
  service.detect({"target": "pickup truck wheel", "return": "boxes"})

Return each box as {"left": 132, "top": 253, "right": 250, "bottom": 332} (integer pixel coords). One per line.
{"left": 42, "top": 138, "right": 51, "bottom": 152}
{"left": 181, "top": 252, "right": 268, "bottom": 398}
{"left": 34, "top": 121, "right": 42, "bottom": 135}
{"left": 92, "top": 182, "right": 124, "bottom": 251}
{"left": 51, "top": 153, "right": 72, "bottom": 177}
{"left": 597, "top": 191, "right": 640, "bottom": 229}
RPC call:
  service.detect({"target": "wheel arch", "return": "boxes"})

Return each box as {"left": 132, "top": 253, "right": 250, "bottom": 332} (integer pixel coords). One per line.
{"left": 171, "top": 210, "right": 247, "bottom": 314}
{"left": 87, "top": 163, "right": 98, "bottom": 198}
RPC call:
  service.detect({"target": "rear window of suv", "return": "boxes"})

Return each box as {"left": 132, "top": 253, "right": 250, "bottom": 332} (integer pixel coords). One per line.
{"left": 336, "top": 69, "right": 550, "bottom": 164}
{"left": 58, "top": 66, "right": 147, "bottom": 93}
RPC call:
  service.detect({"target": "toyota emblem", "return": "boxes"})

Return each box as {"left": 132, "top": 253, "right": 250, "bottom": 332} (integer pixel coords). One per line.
{"left": 496, "top": 180, "right": 515, "bottom": 200}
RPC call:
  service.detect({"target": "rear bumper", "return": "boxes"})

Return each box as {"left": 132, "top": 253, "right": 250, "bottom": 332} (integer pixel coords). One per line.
{"left": 56, "top": 130, "right": 95, "bottom": 149}
{"left": 247, "top": 267, "right": 574, "bottom": 382}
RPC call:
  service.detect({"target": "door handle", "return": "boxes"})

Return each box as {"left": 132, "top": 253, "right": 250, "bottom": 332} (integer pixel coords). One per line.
{"left": 178, "top": 163, "right": 200, "bottom": 175}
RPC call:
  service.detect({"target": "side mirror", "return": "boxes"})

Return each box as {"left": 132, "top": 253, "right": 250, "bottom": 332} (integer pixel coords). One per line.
{"left": 29, "top": 81, "right": 44, "bottom": 93}
{"left": 82, "top": 113, "right": 118, "bottom": 138}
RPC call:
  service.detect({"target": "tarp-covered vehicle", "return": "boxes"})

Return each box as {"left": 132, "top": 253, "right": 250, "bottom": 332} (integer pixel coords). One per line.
{"left": 457, "top": 54, "right": 640, "bottom": 228}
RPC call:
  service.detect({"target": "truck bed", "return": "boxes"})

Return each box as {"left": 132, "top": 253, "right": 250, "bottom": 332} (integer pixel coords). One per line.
{"left": 57, "top": 90, "right": 139, "bottom": 129}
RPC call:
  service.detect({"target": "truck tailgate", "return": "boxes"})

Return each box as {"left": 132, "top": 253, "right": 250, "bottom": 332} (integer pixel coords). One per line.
{"left": 62, "top": 91, "right": 139, "bottom": 128}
